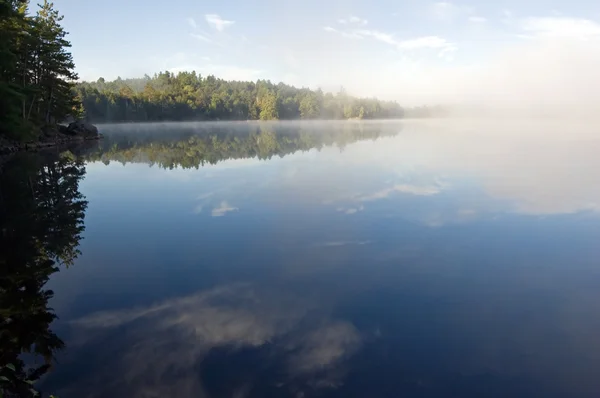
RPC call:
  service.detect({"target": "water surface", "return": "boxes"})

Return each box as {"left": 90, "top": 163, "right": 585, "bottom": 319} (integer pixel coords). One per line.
{"left": 5, "top": 120, "right": 600, "bottom": 398}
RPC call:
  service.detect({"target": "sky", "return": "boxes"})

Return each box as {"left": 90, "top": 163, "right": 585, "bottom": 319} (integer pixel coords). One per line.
{"left": 51, "top": 0, "right": 600, "bottom": 106}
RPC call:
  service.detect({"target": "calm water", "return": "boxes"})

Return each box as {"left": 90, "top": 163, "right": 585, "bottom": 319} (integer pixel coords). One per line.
{"left": 4, "top": 120, "right": 600, "bottom": 397}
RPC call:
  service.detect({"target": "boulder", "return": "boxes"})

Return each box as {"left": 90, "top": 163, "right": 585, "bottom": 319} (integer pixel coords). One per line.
{"left": 57, "top": 124, "right": 71, "bottom": 135}
{"left": 67, "top": 120, "right": 99, "bottom": 137}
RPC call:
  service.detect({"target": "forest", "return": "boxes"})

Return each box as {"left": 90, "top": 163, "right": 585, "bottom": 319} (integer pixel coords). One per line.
{"left": 0, "top": 0, "right": 79, "bottom": 141}
{"left": 74, "top": 74, "right": 407, "bottom": 123}
{"left": 0, "top": 0, "right": 434, "bottom": 144}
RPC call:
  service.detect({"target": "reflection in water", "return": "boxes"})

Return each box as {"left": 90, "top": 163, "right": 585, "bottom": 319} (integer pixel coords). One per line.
{"left": 12, "top": 121, "right": 600, "bottom": 397}
{"left": 59, "top": 284, "right": 361, "bottom": 397}
{"left": 85, "top": 121, "right": 401, "bottom": 168}
{"left": 0, "top": 152, "right": 87, "bottom": 397}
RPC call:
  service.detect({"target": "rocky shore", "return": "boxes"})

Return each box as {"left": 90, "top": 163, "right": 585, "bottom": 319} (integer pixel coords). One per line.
{"left": 0, "top": 120, "right": 103, "bottom": 155}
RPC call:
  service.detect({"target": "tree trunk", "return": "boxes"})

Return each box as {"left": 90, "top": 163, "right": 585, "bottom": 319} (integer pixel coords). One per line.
{"left": 45, "top": 86, "right": 53, "bottom": 124}
{"left": 27, "top": 95, "right": 36, "bottom": 121}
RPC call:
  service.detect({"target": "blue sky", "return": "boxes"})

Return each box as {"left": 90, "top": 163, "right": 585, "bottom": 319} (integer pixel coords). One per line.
{"left": 51, "top": 0, "right": 600, "bottom": 103}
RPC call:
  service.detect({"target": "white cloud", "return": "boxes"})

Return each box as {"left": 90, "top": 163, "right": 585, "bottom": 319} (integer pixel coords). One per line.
{"left": 468, "top": 16, "right": 487, "bottom": 23}
{"left": 354, "top": 29, "right": 397, "bottom": 45}
{"left": 190, "top": 33, "right": 211, "bottom": 42}
{"left": 212, "top": 201, "right": 239, "bottom": 217}
{"left": 187, "top": 17, "right": 197, "bottom": 29}
{"left": 501, "top": 9, "right": 514, "bottom": 25}
{"left": 397, "top": 35, "right": 455, "bottom": 50}
{"left": 338, "top": 15, "right": 368, "bottom": 25}
{"left": 520, "top": 17, "right": 600, "bottom": 40}
{"left": 205, "top": 14, "right": 235, "bottom": 32}
{"left": 430, "top": 2, "right": 460, "bottom": 21}
{"left": 338, "top": 28, "right": 456, "bottom": 53}
{"left": 192, "top": 204, "right": 203, "bottom": 214}
{"left": 325, "top": 26, "right": 364, "bottom": 39}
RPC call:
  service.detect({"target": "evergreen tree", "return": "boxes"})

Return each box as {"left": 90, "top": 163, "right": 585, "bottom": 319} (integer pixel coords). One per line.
{"left": 0, "top": 0, "right": 79, "bottom": 140}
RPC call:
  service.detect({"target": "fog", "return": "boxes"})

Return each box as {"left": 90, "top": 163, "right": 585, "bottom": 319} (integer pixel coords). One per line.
{"left": 339, "top": 38, "right": 600, "bottom": 117}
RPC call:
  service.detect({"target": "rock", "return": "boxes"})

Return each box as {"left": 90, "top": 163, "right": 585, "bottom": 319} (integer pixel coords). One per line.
{"left": 57, "top": 124, "right": 71, "bottom": 135}
{"left": 67, "top": 120, "right": 99, "bottom": 137}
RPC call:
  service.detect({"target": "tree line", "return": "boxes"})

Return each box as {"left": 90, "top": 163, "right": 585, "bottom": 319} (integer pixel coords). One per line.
{"left": 0, "top": 0, "right": 435, "bottom": 142}
{"left": 0, "top": 0, "right": 79, "bottom": 141}
{"left": 85, "top": 123, "right": 401, "bottom": 169}
{"left": 74, "top": 73, "right": 407, "bottom": 123}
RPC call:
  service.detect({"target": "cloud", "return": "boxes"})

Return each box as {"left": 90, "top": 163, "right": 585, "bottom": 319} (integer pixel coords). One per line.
{"left": 212, "top": 201, "right": 239, "bottom": 217}
{"left": 429, "top": 2, "right": 460, "bottom": 22}
{"left": 324, "top": 26, "right": 364, "bottom": 39}
{"left": 468, "top": 16, "right": 487, "bottom": 23}
{"left": 205, "top": 14, "right": 235, "bottom": 31}
{"left": 397, "top": 35, "right": 455, "bottom": 50}
{"left": 187, "top": 17, "right": 197, "bottom": 29}
{"left": 354, "top": 29, "right": 397, "bottom": 45}
{"left": 193, "top": 204, "right": 203, "bottom": 214}
{"left": 190, "top": 33, "right": 211, "bottom": 42}
{"left": 337, "top": 28, "right": 457, "bottom": 53}
{"left": 520, "top": 17, "right": 600, "bottom": 40}
{"left": 338, "top": 15, "right": 368, "bottom": 25}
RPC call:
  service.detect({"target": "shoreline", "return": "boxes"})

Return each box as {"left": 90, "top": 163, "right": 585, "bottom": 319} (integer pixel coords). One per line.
{"left": 0, "top": 134, "right": 103, "bottom": 155}
{"left": 0, "top": 121, "right": 103, "bottom": 155}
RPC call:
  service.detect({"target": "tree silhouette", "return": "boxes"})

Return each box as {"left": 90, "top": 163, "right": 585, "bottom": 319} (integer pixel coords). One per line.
{"left": 0, "top": 151, "right": 87, "bottom": 397}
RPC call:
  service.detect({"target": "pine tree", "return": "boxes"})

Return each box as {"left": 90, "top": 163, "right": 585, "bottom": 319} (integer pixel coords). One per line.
{"left": 0, "top": 0, "right": 79, "bottom": 140}
{"left": 0, "top": 0, "right": 28, "bottom": 137}
{"left": 34, "top": 0, "right": 78, "bottom": 125}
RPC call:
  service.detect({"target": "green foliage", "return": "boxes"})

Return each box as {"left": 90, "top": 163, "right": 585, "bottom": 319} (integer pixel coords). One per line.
{"left": 74, "top": 73, "right": 406, "bottom": 123}
{"left": 0, "top": 152, "right": 88, "bottom": 397}
{"left": 0, "top": 0, "right": 79, "bottom": 141}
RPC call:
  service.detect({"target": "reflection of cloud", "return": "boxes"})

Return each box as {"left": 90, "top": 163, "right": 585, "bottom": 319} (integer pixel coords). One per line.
{"left": 196, "top": 192, "right": 214, "bottom": 200}
{"left": 357, "top": 183, "right": 444, "bottom": 201}
{"left": 340, "top": 120, "right": 600, "bottom": 216}
{"left": 192, "top": 204, "right": 203, "bottom": 214}
{"left": 315, "top": 241, "right": 371, "bottom": 247}
{"left": 287, "top": 322, "right": 360, "bottom": 373}
{"left": 212, "top": 201, "right": 238, "bottom": 217}
{"left": 67, "top": 284, "right": 361, "bottom": 397}
{"left": 336, "top": 205, "right": 365, "bottom": 214}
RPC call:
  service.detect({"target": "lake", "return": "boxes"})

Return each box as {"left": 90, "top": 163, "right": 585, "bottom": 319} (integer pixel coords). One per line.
{"left": 3, "top": 120, "right": 600, "bottom": 398}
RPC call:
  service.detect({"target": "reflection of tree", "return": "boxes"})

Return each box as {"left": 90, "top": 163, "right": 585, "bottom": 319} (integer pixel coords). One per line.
{"left": 0, "top": 152, "right": 88, "bottom": 397}
{"left": 85, "top": 123, "right": 401, "bottom": 169}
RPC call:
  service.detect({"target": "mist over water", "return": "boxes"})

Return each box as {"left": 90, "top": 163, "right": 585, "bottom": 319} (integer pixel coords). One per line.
{"left": 337, "top": 39, "right": 600, "bottom": 118}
